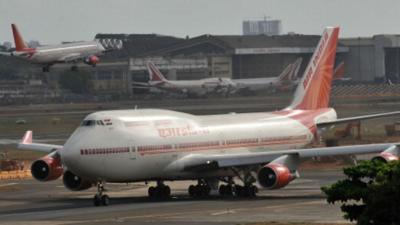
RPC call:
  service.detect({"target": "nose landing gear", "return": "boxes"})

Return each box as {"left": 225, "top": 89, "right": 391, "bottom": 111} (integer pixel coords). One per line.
{"left": 93, "top": 182, "right": 109, "bottom": 206}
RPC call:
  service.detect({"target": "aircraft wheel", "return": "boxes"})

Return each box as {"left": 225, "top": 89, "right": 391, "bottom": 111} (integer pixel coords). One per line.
{"left": 188, "top": 185, "right": 196, "bottom": 197}
{"left": 148, "top": 186, "right": 156, "bottom": 198}
{"left": 93, "top": 194, "right": 101, "bottom": 206}
{"left": 101, "top": 194, "right": 110, "bottom": 206}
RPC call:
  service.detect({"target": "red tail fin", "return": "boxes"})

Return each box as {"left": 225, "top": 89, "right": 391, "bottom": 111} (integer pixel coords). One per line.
{"left": 11, "top": 24, "right": 28, "bottom": 51}
{"left": 287, "top": 27, "right": 340, "bottom": 110}
{"left": 147, "top": 62, "right": 167, "bottom": 82}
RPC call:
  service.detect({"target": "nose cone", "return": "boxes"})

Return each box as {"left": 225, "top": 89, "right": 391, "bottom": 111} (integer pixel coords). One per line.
{"left": 60, "top": 129, "right": 102, "bottom": 178}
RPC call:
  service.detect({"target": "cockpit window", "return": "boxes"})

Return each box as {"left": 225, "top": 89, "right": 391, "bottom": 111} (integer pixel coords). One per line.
{"left": 81, "top": 120, "right": 106, "bottom": 127}
{"left": 81, "top": 120, "right": 95, "bottom": 126}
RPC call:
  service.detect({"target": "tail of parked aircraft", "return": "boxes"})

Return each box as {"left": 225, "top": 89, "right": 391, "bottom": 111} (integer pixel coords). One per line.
{"left": 289, "top": 58, "right": 303, "bottom": 80}
{"left": 11, "top": 24, "right": 29, "bottom": 51}
{"left": 286, "top": 27, "right": 339, "bottom": 111}
{"left": 333, "top": 62, "right": 345, "bottom": 80}
{"left": 147, "top": 62, "right": 167, "bottom": 82}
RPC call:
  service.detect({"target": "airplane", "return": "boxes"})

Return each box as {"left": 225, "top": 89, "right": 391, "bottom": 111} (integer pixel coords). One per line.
{"left": 133, "top": 59, "right": 301, "bottom": 97}
{"left": 18, "top": 27, "right": 400, "bottom": 207}
{"left": 230, "top": 58, "right": 302, "bottom": 94}
{"left": 1, "top": 24, "right": 106, "bottom": 72}
{"left": 132, "top": 62, "right": 237, "bottom": 97}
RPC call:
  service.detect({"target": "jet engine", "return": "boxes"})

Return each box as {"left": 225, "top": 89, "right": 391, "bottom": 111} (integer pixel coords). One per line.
{"left": 84, "top": 55, "right": 99, "bottom": 66}
{"left": 372, "top": 152, "right": 399, "bottom": 163}
{"left": 63, "top": 170, "right": 93, "bottom": 191}
{"left": 257, "top": 163, "right": 297, "bottom": 189}
{"left": 31, "top": 155, "right": 63, "bottom": 181}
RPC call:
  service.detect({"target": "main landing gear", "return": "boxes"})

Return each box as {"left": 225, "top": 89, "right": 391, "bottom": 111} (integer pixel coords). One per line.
{"left": 218, "top": 174, "right": 258, "bottom": 197}
{"left": 93, "top": 182, "right": 110, "bottom": 206}
{"left": 148, "top": 181, "right": 171, "bottom": 200}
{"left": 188, "top": 179, "right": 211, "bottom": 198}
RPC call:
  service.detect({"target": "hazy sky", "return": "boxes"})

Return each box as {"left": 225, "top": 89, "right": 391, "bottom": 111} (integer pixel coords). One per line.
{"left": 1, "top": 0, "right": 400, "bottom": 44}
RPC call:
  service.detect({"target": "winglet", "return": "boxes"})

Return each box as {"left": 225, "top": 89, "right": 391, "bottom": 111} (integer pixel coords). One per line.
{"left": 21, "top": 130, "right": 32, "bottom": 144}
{"left": 11, "top": 24, "right": 28, "bottom": 51}
{"left": 147, "top": 62, "right": 167, "bottom": 82}
{"left": 333, "top": 62, "right": 345, "bottom": 80}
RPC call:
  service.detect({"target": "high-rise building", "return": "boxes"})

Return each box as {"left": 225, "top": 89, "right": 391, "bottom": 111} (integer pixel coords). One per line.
{"left": 243, "top": 19, "right": 281, "bottom": 36}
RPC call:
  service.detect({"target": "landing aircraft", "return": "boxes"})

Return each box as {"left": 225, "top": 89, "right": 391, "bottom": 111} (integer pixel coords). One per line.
{"left": 18, "top": 27, "right": 400, "bottom": 206}
{"left": 1, "top": 24, "right": 106, "bottom": 72}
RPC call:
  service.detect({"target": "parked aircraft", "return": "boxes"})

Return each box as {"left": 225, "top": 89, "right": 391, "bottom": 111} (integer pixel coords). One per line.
{"left": 1, "top": 24, "right": 106, "bottom": 72}
{"left": 18, "top": 27, "right": 400, "bottom": 206}
{"left": 230, "top": 58, "right": 302, "bottom": 94}
{"left": 134, "top": 59, "right": 300, "bottom": 97}
{"left": 133, "top": 62, "right": 237, "bottom": 97}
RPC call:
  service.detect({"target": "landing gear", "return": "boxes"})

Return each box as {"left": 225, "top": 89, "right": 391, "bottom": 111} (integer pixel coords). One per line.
{"left": 188, "top": 180, "right": 211, "bottom": 198}
{"left": 218, "top": 183, "right": 258, "bottom": 197}
{"left": 70, "top": 65, "right": 78, "bottom": 71}
{"left": 42, "top": 66, "right": 50, "bottom": 72}
{"left": 148, "top": 181, "right": 171, "bottom": 200}
{"left": 93, "top": 182, "right": 109, "bottom": 206}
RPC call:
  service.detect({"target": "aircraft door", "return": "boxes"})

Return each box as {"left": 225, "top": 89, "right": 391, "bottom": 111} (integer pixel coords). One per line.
{"left": 129, "top": 141, "right": 137, "bottom": 160}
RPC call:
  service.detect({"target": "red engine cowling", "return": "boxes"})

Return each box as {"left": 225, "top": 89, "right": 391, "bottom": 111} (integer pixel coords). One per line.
{"left": 31, "top": 156, "right": 63, "bottom": 181}
{"left": 63, "top": 170, "right": 93, "bottom": 191}
{"left": 84, "top": 55, "right": 99, "bottom": 66}
{"left": 257, "top": 163, "right": 296, "bottom": 189}
{"left": 372, "top": 152, "right": 399, "bottom": 163}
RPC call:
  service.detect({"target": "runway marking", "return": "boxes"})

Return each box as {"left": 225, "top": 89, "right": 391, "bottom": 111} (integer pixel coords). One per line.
{"left": 0, "top": 183, "right": 17, "bottom": 188}
{"left": 210, "top": 209, "right": 236, "bottom": 216}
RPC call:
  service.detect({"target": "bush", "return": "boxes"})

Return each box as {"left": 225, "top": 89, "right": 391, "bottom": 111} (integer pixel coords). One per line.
{"left": 321, "top": 160, "right": 400, "bottom": 224}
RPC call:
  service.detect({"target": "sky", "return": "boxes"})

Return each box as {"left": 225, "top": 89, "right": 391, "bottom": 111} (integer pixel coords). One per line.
{"left": 1, "top": 0, "right": 400, "bottom": 44}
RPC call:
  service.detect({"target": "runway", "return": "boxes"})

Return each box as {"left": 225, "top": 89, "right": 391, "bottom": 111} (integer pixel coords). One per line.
{"left": 0, "top": 169, "right": 348, "bottom": 225}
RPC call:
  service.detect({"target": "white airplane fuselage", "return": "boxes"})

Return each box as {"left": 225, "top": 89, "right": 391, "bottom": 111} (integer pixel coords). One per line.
{"left": 61, "top": 108, "right": 337, "bottom": 182}
{"left": 13, "top": 41, "right": 104, "bottom": 64}
{"left": 150, "top": 77, "right": 235, "bottom": 96}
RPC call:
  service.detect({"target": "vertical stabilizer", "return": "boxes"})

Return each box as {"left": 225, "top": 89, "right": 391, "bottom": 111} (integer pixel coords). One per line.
{"left": 287, "top": 27, "right": 340, "bottom": 110}
{"left": 289, "top": 58, "right": 303, "bottom": 80}
{"left": 11, "top": 24, "right": 28, "bottom": 51}
{"left": 147, "top": 62, "right": 167, "bottom": 82}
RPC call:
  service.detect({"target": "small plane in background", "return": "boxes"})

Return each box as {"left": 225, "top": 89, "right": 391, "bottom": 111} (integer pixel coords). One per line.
{"left": 134, "top": 59, "right": 301, "bottom": 97}
{"left": 18, "top": 27, "right": 400, "bottom": 206}
{"left": 230, "top": 58, "right": 302, "bottom": 94}
{"left": 0, "top": 24, "right": 106, "bottom": 72}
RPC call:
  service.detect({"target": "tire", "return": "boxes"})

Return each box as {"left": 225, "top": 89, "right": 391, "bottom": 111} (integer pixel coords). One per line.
{"left": 93, "top": 195, "right": 101, "bottom": 206}
{"left": 148, "top": 186, "right": 156, "bottom": 198}
{"left": 101, "top": 195, "right": 110, "bottom": 206}
{"left": 188, "top": 185, "right": 196, "bottom": 197}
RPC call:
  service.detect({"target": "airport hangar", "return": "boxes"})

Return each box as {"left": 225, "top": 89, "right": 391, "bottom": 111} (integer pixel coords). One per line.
{"left": 54, "top": 33, "right": 400, "bottom": 95}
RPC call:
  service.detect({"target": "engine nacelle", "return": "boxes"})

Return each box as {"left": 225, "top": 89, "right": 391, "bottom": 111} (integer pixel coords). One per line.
{"left": 84, "top": 55, "right": 99, "bottom": 66}
{"left": 372, "top": 152, "right": 399, "bottom": 163}
{"left": 63, "top": 170, "right": 93, "bottom": 191}
{"left": 257, "top": 163, "right": 296, "bottom": 189}
{"left": 31, "top": 156, "right": 63, "bottom": 181}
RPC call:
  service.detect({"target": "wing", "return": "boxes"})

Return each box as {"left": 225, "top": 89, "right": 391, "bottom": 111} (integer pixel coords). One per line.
{"left": 170, "top": 143, "right": 397, "bottom": 171}
{"left": 57, "top": 53, "right": 83, "bottom": 62}
{"left": 17, "top": 130, "right": 63, "bottom": 153}
{"left": 318, "top": 111, "right": 400, "bottom": 128}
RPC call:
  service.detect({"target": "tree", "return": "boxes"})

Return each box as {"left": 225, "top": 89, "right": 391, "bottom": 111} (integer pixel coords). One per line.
{"left": 321, "top": 160, "right": 400, "bottom": 225}
{"left": 59, "top": 70, "right": 91, "bottom": 94}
